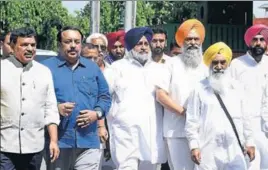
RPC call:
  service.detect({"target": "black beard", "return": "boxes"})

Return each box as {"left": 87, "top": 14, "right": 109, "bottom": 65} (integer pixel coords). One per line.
{"left": 152, "top": 47, "right": 164, "bottom": 55}
{"left": 111, "top": 53, "right": 124, "bottom": 61}
{"left": 249, "top": 46, "right": 265, "bottom": 63}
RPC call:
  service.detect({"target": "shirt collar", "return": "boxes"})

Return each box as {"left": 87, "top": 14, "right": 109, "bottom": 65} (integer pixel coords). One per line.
{"left": 8, "top": 55, "right": 33, "bottom": 71}
{"left": 56, "top": 56, "right": 86, "bottom": 68}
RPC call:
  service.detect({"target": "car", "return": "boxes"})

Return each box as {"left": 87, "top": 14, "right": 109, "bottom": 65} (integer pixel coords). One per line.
{"left": 35, "top": 49, "right": 57, "bottom": 62}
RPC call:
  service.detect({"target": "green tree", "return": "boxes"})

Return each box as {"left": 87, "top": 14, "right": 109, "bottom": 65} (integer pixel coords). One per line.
{"left": 0, "top": 0, "right": 77, "bottom": 50}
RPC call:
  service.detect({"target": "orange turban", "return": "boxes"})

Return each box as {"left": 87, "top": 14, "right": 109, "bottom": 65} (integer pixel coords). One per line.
{"left": 106, "top": 30, "right": 125, "bottom": 51}
{"left": 203, "top": 42, "right": 232, "bottom": 67}
{"left": 175, "top": 19, "right": 205, "bottom": 47}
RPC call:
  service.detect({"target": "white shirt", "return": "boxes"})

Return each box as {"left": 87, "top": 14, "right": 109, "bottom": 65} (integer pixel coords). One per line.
{"left": 104, "top": 57, "right": 167, "bottom": 164}
{"left": 185, "top": 78, "right": 254, "bottom": 169}
{"left": 230, "top": 53, "right": 268, "bottom": 131}
{"left": 1, "top": 56, "right": 60, "bottom": 154}
{"left": 157, "top": 55, "right": 208, "bottom": 138}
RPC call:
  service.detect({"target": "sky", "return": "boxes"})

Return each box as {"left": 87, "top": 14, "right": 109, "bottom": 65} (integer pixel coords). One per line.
{"left": 62, "top": 1, "right": 267, "bottom": 18}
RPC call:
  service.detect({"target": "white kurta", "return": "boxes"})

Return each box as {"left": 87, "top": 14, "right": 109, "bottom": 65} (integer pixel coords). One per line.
{"left": 185, "top": 78, "right": 254, "bottom": 170}
{"left": 104, "top": 57, "right": 167, "bottom": 168}
{"left": 157, "top": 56, "right": 208, "bottom": 138}
{"left": 230, "top": 53, "right": 268, "bottom": 169}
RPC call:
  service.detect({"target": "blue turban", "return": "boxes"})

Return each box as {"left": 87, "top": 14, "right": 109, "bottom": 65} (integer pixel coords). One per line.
{"left": 124, "top": 27, "right": 153, "bottom": 51}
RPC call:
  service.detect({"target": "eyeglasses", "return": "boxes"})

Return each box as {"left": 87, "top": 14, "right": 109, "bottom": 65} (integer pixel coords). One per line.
{"left": 211, "top": 60, "right": 227, "bottom": 65}
{"left": 92, "top": 44, "right": 107, "bottom": 51}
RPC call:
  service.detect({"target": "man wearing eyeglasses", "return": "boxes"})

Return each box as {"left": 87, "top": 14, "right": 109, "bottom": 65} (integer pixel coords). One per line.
{"left": 230, "top": 24, "right": 268, "bottom": 170}
{"left": 86, "top": 33, "right": 108, "bottom": 60}
{"left": 105, "top": 30, "right": 126, "bottom": 64}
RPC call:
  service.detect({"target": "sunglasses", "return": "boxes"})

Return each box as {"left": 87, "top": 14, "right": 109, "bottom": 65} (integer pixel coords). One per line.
{"left": 211, "top": 60, "right": 227, "bottom": 65}
{"left": 92, "top": 44, "right": 107, "bottom": 51}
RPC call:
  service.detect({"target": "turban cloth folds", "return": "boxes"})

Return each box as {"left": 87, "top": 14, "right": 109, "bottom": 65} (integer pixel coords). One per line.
{"left": 175, "top": 19, "right": 205, "bottom": 48}
{"left": 106, "top": 30, "right": 126, "bottom": 51}
{"left": 244, "top": 24, "right": 268, "bottom": 47}
{"left": 203, "top": 42, "right": 232, "bottom": 67}
{"left": 124, "top": 27, "right": 153, "bottom": 51}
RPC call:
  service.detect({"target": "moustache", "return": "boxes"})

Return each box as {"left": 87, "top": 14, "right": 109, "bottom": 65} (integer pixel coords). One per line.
{"left": 68, "top": 49, "right": 77, "bottom": 53}
{"left": 187, "top": 45, "right": 199, "bottom": 50}
{"left": 213, "top": 69, "right": 225, "bottom": 74}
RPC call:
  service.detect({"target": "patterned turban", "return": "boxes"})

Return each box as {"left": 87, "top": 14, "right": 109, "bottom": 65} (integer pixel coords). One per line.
{"left": 175, "top": 19, "right": 205, "bottom": 47}
{"left": 244, "top": 24, "right": 268, "bottom": 47}
{"left": 203, "top": 42, "right": 232, "bottom": 67}
{"left": 124, "top": 27, "right": 153, "bottom": 51}
{"left": 106, "top": 30, "right": 126, "bottom": 51}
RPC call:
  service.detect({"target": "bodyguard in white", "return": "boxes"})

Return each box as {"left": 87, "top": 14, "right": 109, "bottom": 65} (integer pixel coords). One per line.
{"left": 104, "top": 27, "right": 167, "bottom": 170}
{"left": 230, "top": 24, "right": 268, "bottom": 170}
{"left": 156, "top": 19, "right": 208, "bottom": 170}
{"left": 185, "top": 42, "right": 255, "bottom": 170}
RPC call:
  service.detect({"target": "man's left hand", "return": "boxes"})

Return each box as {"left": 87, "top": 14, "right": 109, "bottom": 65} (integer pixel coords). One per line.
{"left": 98, "top": 126, "right": 108, "bottom": 143}
{"left": 49, "top": 141, "right": 60, "bottom": 163}
{"left": 76, "top": 110, "right": 98, "bottom": 128}
{"left": 245, "top": 146, "right": 255, "bottom": 162}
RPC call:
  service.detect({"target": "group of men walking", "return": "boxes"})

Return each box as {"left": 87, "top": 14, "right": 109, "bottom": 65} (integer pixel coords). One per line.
{"left": 1, "top": 18, "right": 268, "bottom": 170}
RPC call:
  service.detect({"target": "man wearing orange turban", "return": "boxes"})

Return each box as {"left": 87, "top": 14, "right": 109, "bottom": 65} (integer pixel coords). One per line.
{"left": 105, "top": 30, "right": 125, "bottom": 64}
{"left": 175, "top": 19, "right": 205, "bottom": 48}
{"left": 230, "top": 24, "right": 268, "bottom": 170}
{"left": 186, "top": 42, "right": 255, "bottom": 169}
{"left": 155, "top": 19, "right": 208, "bottom": 170}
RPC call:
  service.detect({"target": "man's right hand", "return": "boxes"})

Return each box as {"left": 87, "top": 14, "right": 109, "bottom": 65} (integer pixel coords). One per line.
{"left": 58, "top": 102, "right": 76, "bottom": 117}
{"left": 191, "top": 148, "right": 201, "bottom": 165}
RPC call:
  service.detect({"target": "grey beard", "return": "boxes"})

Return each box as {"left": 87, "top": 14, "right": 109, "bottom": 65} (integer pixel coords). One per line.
{"left": 129, "top": 50, "right": 151, "bottom": 66}
{"left": 208, "top": 69, "right": 229, "bottom": 95}
{"left": 181, "top": 47, "right": 202, "bottom": 68}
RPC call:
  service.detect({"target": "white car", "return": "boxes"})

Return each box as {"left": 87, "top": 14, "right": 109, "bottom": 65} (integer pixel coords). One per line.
{"left": 35, "top": 49, "right": 58, "bottom": 62}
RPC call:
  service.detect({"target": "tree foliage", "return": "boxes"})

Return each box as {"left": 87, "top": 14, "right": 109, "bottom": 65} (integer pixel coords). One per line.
{"left": 1, "top": 1, "right": 198, "bottom": 51}
{"left": 0, "top": 0, "right": 76, "bottom": 50}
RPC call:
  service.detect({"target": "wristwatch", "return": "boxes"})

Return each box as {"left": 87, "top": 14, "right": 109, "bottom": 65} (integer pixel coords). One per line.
{"left": 96, "top": 110, "right": 103, "bottom": 120}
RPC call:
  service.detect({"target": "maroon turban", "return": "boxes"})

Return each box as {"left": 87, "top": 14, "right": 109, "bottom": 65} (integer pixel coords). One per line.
{"left": 106, "top": 30, "right": 126, "bottom": 51}
{"left": 244, "top": 24, "right": 268, "bottom": 47}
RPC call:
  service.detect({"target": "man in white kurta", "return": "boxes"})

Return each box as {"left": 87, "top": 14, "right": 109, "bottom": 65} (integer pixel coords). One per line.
{"left": 155, "top": 19, "right": 208, "bottom": 170}
{"left": 229, "top": 24, "right": 268, "bottom": 170}
{"left": 185, "top": 42, "right": 255, "bottom": 170}
{"left": 104, "top": 27, "right": 166, "bottom": 170}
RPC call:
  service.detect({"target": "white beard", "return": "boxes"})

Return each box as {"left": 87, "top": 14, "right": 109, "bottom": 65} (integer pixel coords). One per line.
{"left": 128, "top": 49, "right": 152, "bottom": 65}
{"left": 208, "top": 68, "right": 230, "bottom": 95}
{"left": 181, "top": 46, "right": 202, "bottom": 68}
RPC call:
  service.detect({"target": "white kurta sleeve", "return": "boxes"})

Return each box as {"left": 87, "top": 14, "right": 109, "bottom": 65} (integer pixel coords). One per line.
{"left": 44, "top": 69, "right": 60, "bottom": 126}
{"left": 103, "top": 66, "right": 117, "bottom": 94}
{"left": 262, "top": 81, "right": 268, "bottom": 134}
{"left": 185, "top": 88, "right": 201, "bottom": 150}
{"left": 241, "top": 86, "right": 255, "bottom": 147}
{"left": 155, "top": 61, "right": 172, "bottom": 93}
